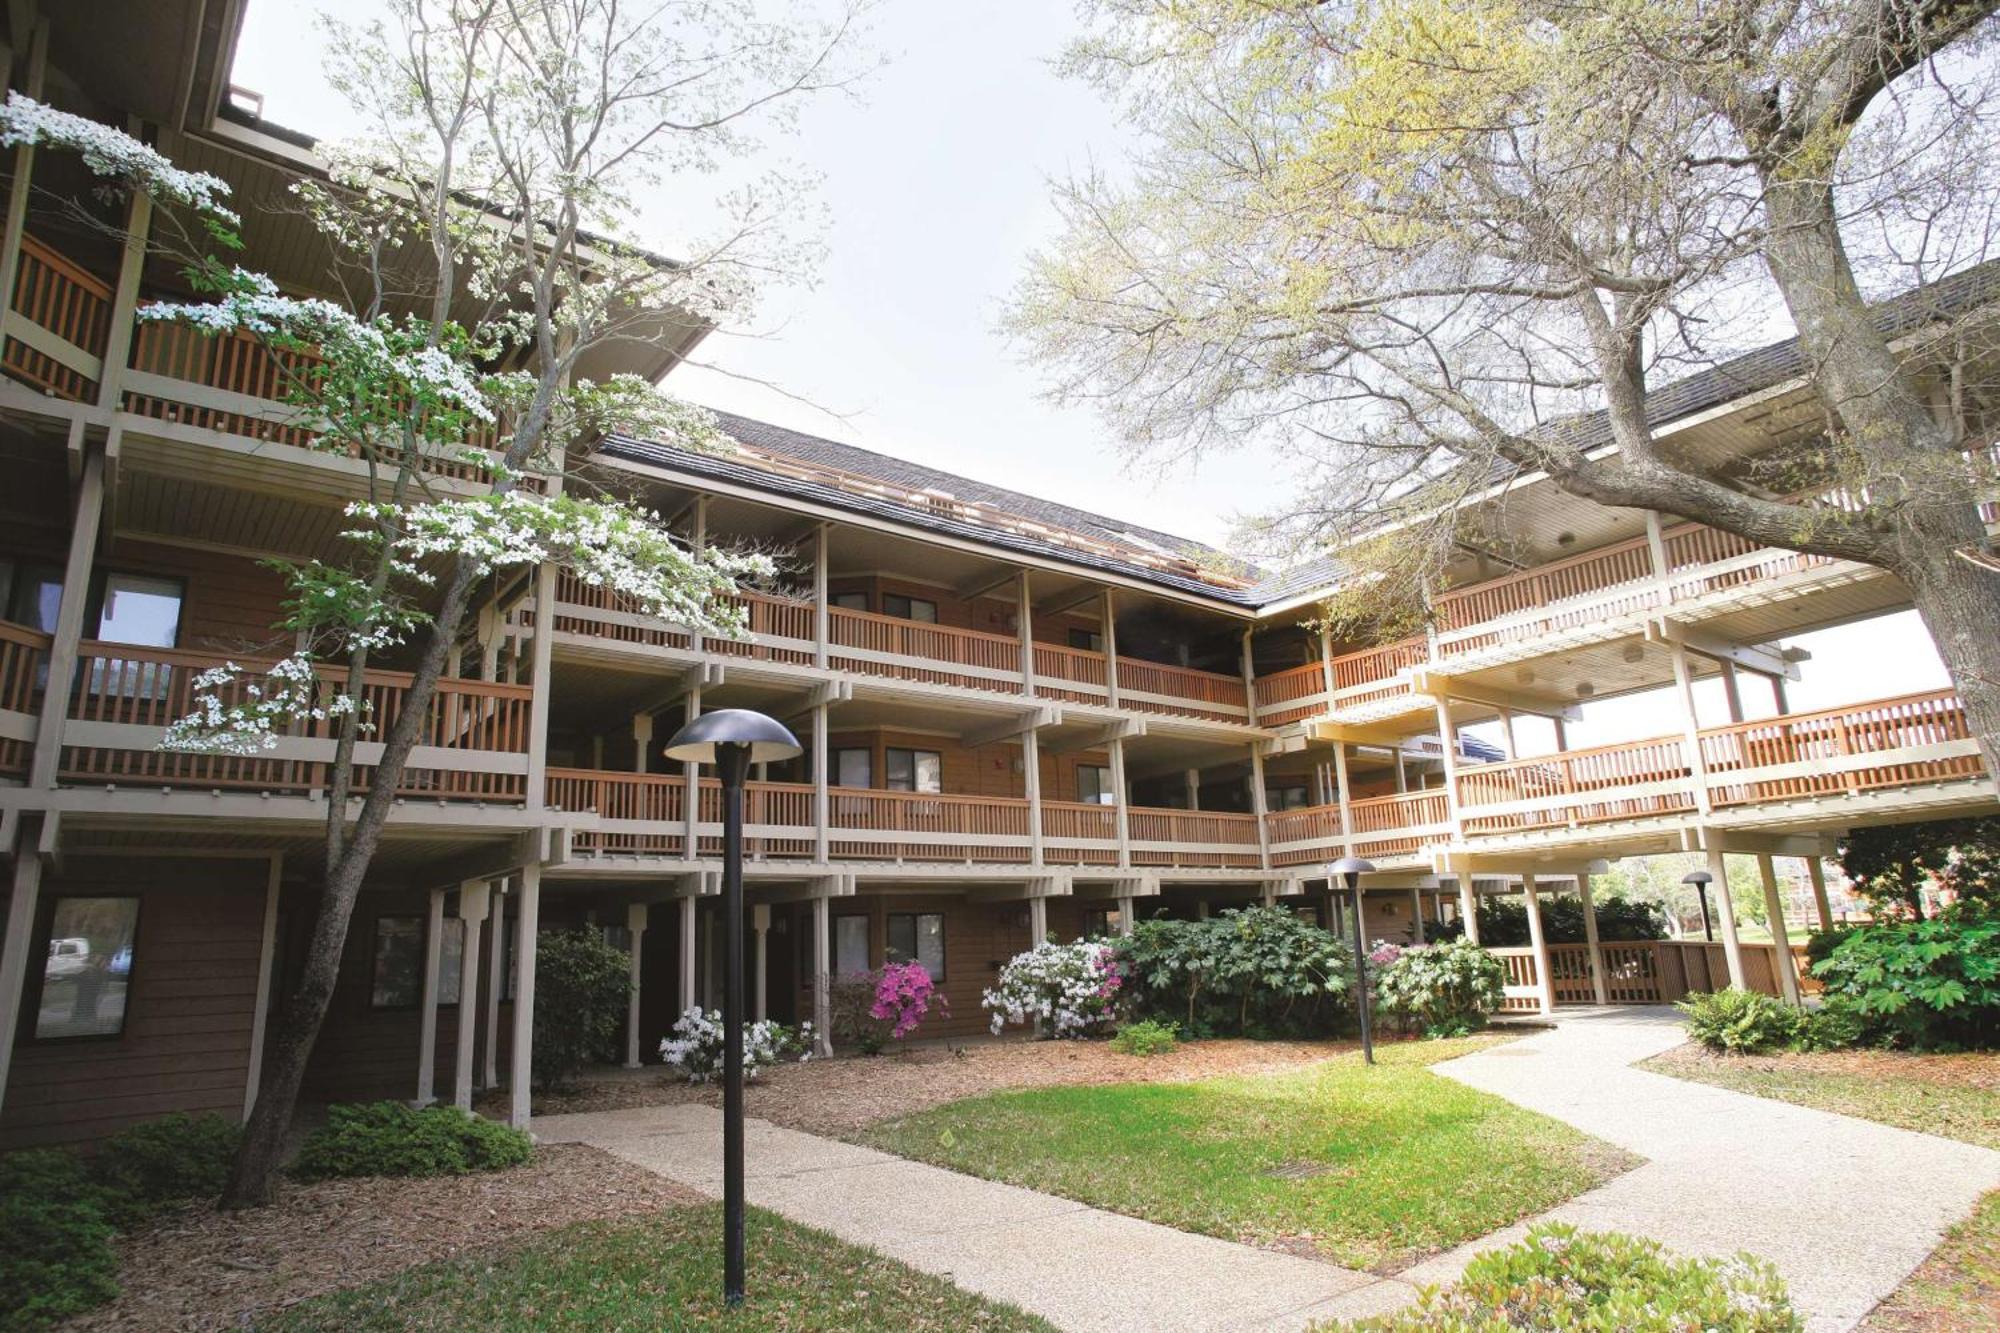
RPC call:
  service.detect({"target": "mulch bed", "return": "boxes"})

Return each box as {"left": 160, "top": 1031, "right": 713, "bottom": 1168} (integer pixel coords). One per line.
{"left": 72, "top": 1144, "right": 700, "bottom": 1331}
{"left": 491, "top": 1036, "right": 1366, "bottom": 1138}
{"left": 1648, "top": 1043, "right": 2000, "bottom": 1091}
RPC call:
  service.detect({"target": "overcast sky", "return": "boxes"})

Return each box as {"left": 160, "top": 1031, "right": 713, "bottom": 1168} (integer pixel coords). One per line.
{"left": 229, "top": 0, "right": 1951, "bottom": 746}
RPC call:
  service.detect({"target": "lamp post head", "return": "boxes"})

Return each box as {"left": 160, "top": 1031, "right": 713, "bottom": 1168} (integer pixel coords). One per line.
{"left": 1680, "top": 870, "right": 1713, "bottom": 888}
{"left": 664, "top": 708, "right": 803, "bottom": 768}
{"left": 1331, "top": 856, "right": 1376, "bottom": 889}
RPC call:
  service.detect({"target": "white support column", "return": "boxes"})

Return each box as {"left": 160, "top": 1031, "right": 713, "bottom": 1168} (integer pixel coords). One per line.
{"left": 1408, "top": 886, "right": 1426, "bottom": 944}
{"left": 30, "top": 437, "right": 105, "bottom": 790}
{"left": 96, "top": 176, "right": 151, "bottom": 411}
{"left": 0, "top": 831, "right": 45, "bottom": 1111}
{"left": 1807, "top": 856, "right": 1834, "bottom": 930}
{"left": 812, "top": 702, "right": 830, "bottom": 863}
{"left": 1577, "top": 872, "right": 1610, "bottom": 1005}
{"left": 1757, "top": 854, "right": 1802, "bottom": 1006}
{"left": 752, "top": 904, "right": 771, "bottom": 1022}
{"left": 623, "top": 902, "right": 649, "bottom": 1068}
{"left": 1669, "top": 643, "right": 1715, "bottom": 817}
{"left": 1028, "top": 893, "right": 1049, "bottom": 946}
{"left": 1393, "top": 749, "right": 1408, "bottom": 793}
{"left": 1018, "top": 569, "right": 1036, "bottom": 697}
{"left": 1706, "top": 845, "right": 1748, "bottom": 988}
{"left": 1102, "top": 589, "right": 1121, "bottom": 707}
{"left": 454, "top": 882, "right": 490, "bottom": 1110}
{"left": 243, "top": 855, "right": 283, "bottom": 1118}
{"left": 1521, "top": 876, "right": 1557, "bottom": 1017}
{"left": 813, "top": 523, "right": 830, "bottom": 669}
{"left": 1720, "top": 662, "right": 1745, "bottom": 724}
{"left": 1116, "top": 894, "right": 1136, "bottom": 935}
{"left": 483, "top": 881, "right": 506, "bottom": 1088}
{"left": 1248, "top": 744, "right": 1271, "bottom": 870}
{"left": 813, "top": 893, "right": 832, "bottom": 1056}
{"left": 1432, "top": 696, "right": 1465, "bottom": 837}
{"left": 1023, "top": 726, "right": 1044, "bottom": 865}
{"left": 1183, "top": 769, "right": 1201, "bottom": 810}
{"left": 1110, "top": 735, "right": 1132, "bottom": 867}
{"left": 682, "top": 688, "right": 703, "bottom": 859}
{"left": 525, "top": 563, "right": 557, "bottom": 810}
{"left": 632, "top": 713, "right": 652, "bottom": 774}
{"left": 678, "top": 892, "right": 698, "bottom": 1013}
{"left": 416, "top": 887, "right": 447, "bottom": 1106}
{"left": 1318, "top": 624, "right": 1337, "bottom": 708}
{"left": 1552, "top": 715, "right": 1570, "bottom": 753}
{"left": 1457, "top": 873, "right": 1481, "bottom": 945}
{"left": 508, "top": 862, "right": 541, "bottom": 1129}
{"left": 1644, "top": 510, "right": 1672, "bottom": 595}
{"left": 1332, "top": 741, "right": 1356, "bottom": 854}
{"left": 1497, "top": 707, "right": 1518, "bottom": 761}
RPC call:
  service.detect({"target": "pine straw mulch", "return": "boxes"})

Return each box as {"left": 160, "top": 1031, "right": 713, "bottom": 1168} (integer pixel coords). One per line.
{"left": 1646, "top": 1043, "right": 2000, "bottom": 1091}
{"left": 70, "top": 1144, "right": 701, "bottom": 1331}
{"left": 487, "top": 1036, "right": 1368, "bottom": 1139}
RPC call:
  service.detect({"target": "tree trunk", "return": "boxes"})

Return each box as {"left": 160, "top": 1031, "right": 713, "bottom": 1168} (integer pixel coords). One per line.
{"left": 1897, "top": 539, "right": 2000, "bottom": 781}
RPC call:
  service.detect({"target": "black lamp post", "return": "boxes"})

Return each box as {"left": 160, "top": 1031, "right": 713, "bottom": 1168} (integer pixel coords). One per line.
{"left": 1681, "top": 869, "right": 1715, "bottom": 941}
{"left": 1333, "top": 856, "right": 1376, "bottom": 1065}
{"left": 663, "top": 707, "right": 802, "bottom": 1307}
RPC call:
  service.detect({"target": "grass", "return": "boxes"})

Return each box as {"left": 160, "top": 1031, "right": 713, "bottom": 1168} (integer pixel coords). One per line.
{"left": 258, "top": 1203, "right": 1053, "bottom": 1332}
{"left": 860, "top": 1035, "right": 1636, "bottom": 1272}
{"left": 1645, "top": 1042, "right": 1998, "bottom": 1331}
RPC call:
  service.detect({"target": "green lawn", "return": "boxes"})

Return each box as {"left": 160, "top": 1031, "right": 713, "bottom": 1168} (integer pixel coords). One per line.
{"left": 259, "top": 1204, "right": 1053, "bottom": 1332}
{"left": 861, "top": 1036, "right": 1636, "bottom": 1271}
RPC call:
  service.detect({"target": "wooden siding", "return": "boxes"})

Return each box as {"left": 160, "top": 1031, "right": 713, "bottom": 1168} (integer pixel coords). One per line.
{"left": 1, "top": 859, "right": 267, "bottom": 1150}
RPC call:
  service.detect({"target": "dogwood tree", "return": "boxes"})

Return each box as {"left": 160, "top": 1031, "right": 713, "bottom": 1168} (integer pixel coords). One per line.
{"left": 4, "top": 0, "right": 860, "bottom": 1205}
{"left": 1013, "top": 1, "right": 2000, "bottom": 775}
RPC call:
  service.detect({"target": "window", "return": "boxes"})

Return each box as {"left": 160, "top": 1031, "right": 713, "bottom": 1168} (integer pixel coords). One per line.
{"left": 94, "top": 573, "right": 183, "bottom": 647}
{"left": 882, "top": 594, "right": 938, "bottom": 623}
{"left": 831, "top": 592, "right": 869, "bottom": 612}
{"left": 1266, "top": 784, "right": 1310, "bottom": 810}
{"left": 1077, "top": 764, "right": 1115, "bottom": 805}
{"left": 370, "top": 916, "right": 423, "bottom": 1007}
{"left": 1067, "top": 627, "right": 1104, "bottom": 653}
{"left": 833, "top": 915, "right": 870, "bottom": 977}
{"left": 34, "top": 897, "right": 139, "bottom": 1039}
{"left": 885, "top": 748, "right": 942, "bottom": 793}
{"left": 886, "top": 912, "right": 944, "bottom": 981}
{"left": 833, "top": 747, "right": 873, "bottom": 789}
{"left": 4, "top": 560, "right": 63, "bottom": 634}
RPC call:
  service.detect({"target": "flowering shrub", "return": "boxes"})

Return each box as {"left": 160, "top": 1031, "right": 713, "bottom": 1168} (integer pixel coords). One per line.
{"left": 1115, "top": 907, "right": 1352, "bottom": 1037}
{"left": 830, "top": 972, "right": 892, "bottom": 1054}
{"left": 871, "top": 961, "right": 947, "bottom": 1040}
{"left": 1371, "top": 939, "right": 1504, "bottom": 1038}
{"left": 1337, "top": 1224, "right": 1800, "bottom": 1331}
{"left": 984, "top": 940, "right": 1122, "bottom": 1038}
{"left": 658, "top": 1008, "right": 813, "bottom": 1083}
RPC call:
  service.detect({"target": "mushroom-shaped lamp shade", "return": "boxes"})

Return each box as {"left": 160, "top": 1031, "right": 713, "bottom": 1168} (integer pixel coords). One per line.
{"left": 1680, "top": 870, "right": 1713, "bottom": 888}
{"left": 1331, "top": 856, "right": 1376, "bottom": 883}
{"left": 663, "top": 708, "right": 803, "bottom": 766}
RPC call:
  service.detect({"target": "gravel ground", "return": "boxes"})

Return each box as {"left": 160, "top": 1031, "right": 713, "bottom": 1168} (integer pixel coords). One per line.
{"left": 73, "top": 1144, "right": 700, "bottom": 1331}
{"left": 491, "top": 1037, "right": 1361, "bottom": 1138}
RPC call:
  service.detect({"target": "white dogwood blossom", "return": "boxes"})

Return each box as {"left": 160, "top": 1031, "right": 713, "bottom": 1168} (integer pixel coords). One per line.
{"left": 0, "top": 92, "right": 239, "bottom": 223}
{"left": 159, "top": 656, "right": 366, "bottom": 756}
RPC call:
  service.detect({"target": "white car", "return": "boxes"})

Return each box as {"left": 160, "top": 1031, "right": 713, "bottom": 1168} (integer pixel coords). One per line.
{"left": 46, "top": 937, "right": 90, "bottom": 980}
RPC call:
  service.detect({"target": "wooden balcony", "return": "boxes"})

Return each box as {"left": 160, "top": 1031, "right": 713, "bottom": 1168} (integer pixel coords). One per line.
{"left": 2, "top": 235, "right": 112, "bottom": 402}
{"left": 550, "top": 580, "right": 1254, "bottom": 724}
{"left": 1264, "top": 789, "right": 1452, "bottom": 867}
{"left": 58, "top": 642, "right": 533, "bottom": 802}
{"left": 1490, "top": 940, "right": 1809, "bottom": 1011}
{"left": 0, "top": 621, "right": 51, "bottom": 780}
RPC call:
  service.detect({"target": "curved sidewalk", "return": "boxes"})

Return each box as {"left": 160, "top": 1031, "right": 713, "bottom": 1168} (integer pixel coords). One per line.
{"left": 1420, "top": 1007, "right": 2000, "bottom": 1332}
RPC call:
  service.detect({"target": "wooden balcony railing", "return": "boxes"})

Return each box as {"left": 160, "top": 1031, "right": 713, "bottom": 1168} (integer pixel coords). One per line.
{"left": 1116, "top": 658, "right": 1249, "bottom": 723}
{"left": 825, "top": 787, "right": 1032, "bottom": 862}
{"left": 0, "top": 620, "right": 51, "bottom": 778}
{"left": 3, "top": 234, "right": 113, "bottom": 402}
{"left": 1033, "top": 643, "right": 1110, "bottom": 705}
{"left": 1040, "top": 799, "right": 1120, "bottom": 866}
{"left": 60, "top": 642, "right": 532, "bottom": 801}
{"left": 1128, "top": 806, "right": 1262, "bottom": 868}
{"left": 1264, "top": 789, "right": 1450, "bottom": 866}
{"left": 1489, "top": 940, "right": 1799, "bottom": 1010}
{"left": 1251, "top": 662, "right": 1328, "bottom": 725}
{"left": 827, "top": 606, "right": 1024, "bottom": 693}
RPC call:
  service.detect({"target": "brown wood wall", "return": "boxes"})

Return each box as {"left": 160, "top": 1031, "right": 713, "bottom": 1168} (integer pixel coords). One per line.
{"left": 1, "top": 857, "right": 269, "bottom": 1150}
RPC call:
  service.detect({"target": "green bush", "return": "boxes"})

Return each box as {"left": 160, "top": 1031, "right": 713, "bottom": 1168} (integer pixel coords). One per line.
{"left": 532, "top": 928, "right": 633, "bottom": 1089}
{"left": 0, "top": 1149, "right": 121, "bottom": 1329}
{"left": 291, "top": 1102, "right": 532, "bottom": 1182}
{"left": 87, "top": 1113, "right": 241, "bottom": 1227}
{"left": 830, "top": 972, "right": 892, "bottom": 1055}
{"left": 1793, "top": 993, "right": 1874, "bottom": 1052}
{"left": 1109, "top": 1018, "right": 1180, "bottom": 1056}
{"left": 1810, "top": 901, "right": 2000, "bottom": 1049}
{"left": 1430, "top": 894, "right": 1668, "bottom": 946}
{"left": 1322, "top": 1224, "right": 1799, "bottom": 1331}
{"left": 1677, "top": 987, "right": 1802, "bottom": 1054}
{"left": 1115, "top": 906, "right": 1352, "bottom": 1038}
{"left": 1803, "top": 924, "right": 1857, "bottom": 968}
{"left": 1372, "top": 938, "right": 1504, "bottom": 1038}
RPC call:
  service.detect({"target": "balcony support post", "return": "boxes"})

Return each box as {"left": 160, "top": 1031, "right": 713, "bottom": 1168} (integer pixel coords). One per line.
{"left": 1018, "top": 569, "right": 1036, "bottom": 697}
{"left": 243, "top": 854, "right": 282, "bottom": 1116}
{"left": 752, "top": 903, "right": 771, "bottom": 1023}
{"left": 1028, "top": 892, "right": 1048, "bottom": 945}
{"left": 1757, "top": 854, "right": 1802, "bottom": 1006}
{"left": 1704, "top": 844, "right": 1749, "bottom": 988}
{"left": 1645, "top": 510, "right": 1672, "bottom": 601}
{"left": 1183, "top": 769, "right": 1200, "bottom": 810}
{"left": 1577, "top": 872, "right": 1610, "bottom": 1005}
{"left": 812, "top": 701, "right": 830, "bottom": 862}
{"left": 679, "top": 892, "right": 698, "bottom": 1014}
{"left": 96, "top": 168, "right": 151, "bottom": 410}
{"left": 508, "top": 862, "right": 541, "bottom": 1129}
{"left": 483, "top": 880, "right": 506, "bottom": 1088}
{"left": 454, "top": 881, "right": 490, "bottom": 1109}
{"left": 1497, "top": 707, "right": 1518, "bottom": 760}
{"left": 682, "top": 687, "right": 702, "bottom": 860}
{"left": 1408, "top": 886, "right": 1426, "bottom": 944}
{"left": 1102, "top": 589, "right": 1121, "bottom": 707}
{"left": 812, "top": 893, "right": 832, "bottom": 1056}
{"left": 30, "top": 430, "right": 104, "bottom": 791}
{"left": 1721, "top": 662, "right": 1745, "bottom": 724}
{"left": 0, "top": 821, "right": 45, "bottom": 1113}
{"left": 415, "top": 886, "right": 446, "bottom": 1107}
{"left": 1806, "top": 855, "right": 1834, "bottom": 931}
{"left": 689, "top": 496, "right": 708, "bottom": 657}
{"left": 1110, "top": 735, "right": 1131, "bottom": 868}
{"left": 1457, "top": 872, "right": 1481, "bottom": 946}
{"left": 1668, "top": 642, "right": 1715, "bottom": 817}
{"left": 632, "top": 712, "right": 652, "bottom": 774}
{"left": 1332, "top": 741, "right": 1355, "bottom": 856}
{"left": 813, "top": 523, "right": 829, "bottom": 669}
{"left": 1248, "top": 743, "right": 1271, "bottom": 870}
{"left": 1318, "top": 624, "right": 1336, "bottom": 709}
{"left": 1431, "top": 696, "right": 1465, "bottom": 839}
{"left": 525, "top": 562, "right": 556, "bottom": 810}
{"left": 1023, "top": 724, "right": 1044, "bottom": 864}
{"left": 1521, "top": 875, "right": 1557, "bottom": 1016}
{"left": 624, "top": 901, "right": 649, "bottom": 1067}
{"left": 1116, "top": 894, "right": 1135, "bottom": 935}
{"left": 0, "top": 18, "right": 46, "bottom": 374}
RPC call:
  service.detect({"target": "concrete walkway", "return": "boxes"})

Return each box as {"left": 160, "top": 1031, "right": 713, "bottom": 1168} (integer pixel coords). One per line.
{"left": 537, "top": 1012, "right": 2000, "bottom": 1332}
{"left": 1419, "top": 1007, "right": 2000, "bottom": 1332}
